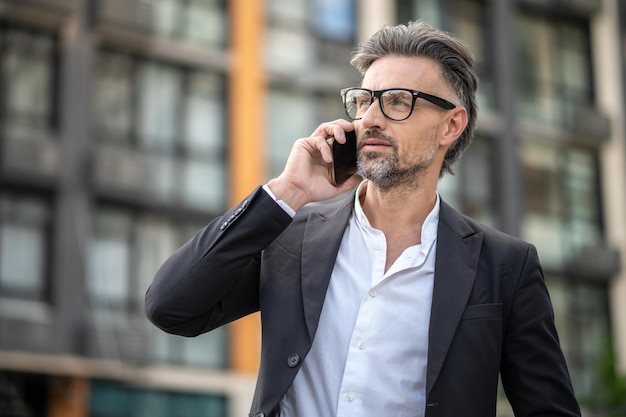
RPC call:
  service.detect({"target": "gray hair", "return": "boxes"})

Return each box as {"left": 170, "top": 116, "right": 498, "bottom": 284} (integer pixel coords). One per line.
{"left": 351, "top": 20, "right": 479, "bottom": 177}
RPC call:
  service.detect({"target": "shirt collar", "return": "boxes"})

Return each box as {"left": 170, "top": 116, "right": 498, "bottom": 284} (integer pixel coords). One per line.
{"left": 353, "top": 180, "right": 440, "bottom": 244}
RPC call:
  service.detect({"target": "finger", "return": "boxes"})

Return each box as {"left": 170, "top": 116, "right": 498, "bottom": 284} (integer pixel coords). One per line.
{"left": 310, "top": 135, "right": 333, "bottom": 163}
{"left": 311, "top": 120, "right": 354, "bottom": 142}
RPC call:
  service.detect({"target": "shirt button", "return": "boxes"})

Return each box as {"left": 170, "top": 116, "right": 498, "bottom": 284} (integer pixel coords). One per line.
{"left": 369, "top": 289, "right": 377, "bottom": 298}
{"left": 358, "top": 342, "right": 365, "bottom": 350}
{"left": 346, "top": 393, "right": 354, "bottom": 402}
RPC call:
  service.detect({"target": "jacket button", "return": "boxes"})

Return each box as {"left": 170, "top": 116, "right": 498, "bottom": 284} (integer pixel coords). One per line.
{"left": 287, "top": 353, "right": 300, "bottom": 368}
{"left": 253, "top": 412, "right": 264, "bottom": 417}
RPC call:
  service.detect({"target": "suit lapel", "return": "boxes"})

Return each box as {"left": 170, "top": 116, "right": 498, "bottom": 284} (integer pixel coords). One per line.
{"left": 426, "top": 202, "right": 483, "bottom": 395}
{"left": 301, "top": 196, "right": 354, "bottom": 341}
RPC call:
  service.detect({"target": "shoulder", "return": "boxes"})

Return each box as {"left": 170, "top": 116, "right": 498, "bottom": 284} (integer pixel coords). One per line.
{"left": 439, "top": 199, "right": 535, "bottom": 257}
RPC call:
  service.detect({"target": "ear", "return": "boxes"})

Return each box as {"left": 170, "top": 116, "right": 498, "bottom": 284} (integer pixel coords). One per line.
{"left": 440, "top": 106, "right": 468, "bottom": 147}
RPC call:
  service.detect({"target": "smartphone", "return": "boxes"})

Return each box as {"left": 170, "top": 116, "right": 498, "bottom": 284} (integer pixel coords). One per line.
{"left": 328, "top": 129, "right": 357, "bottom": 186}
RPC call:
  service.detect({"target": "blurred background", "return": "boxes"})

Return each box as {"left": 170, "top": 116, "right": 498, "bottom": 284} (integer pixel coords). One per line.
{"left": 0, "top": 0, "right": 625, "bottom": 416}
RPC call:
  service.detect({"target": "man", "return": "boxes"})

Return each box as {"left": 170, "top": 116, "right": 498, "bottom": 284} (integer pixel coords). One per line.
{"left": 145, "top": 21, "right": 581, "bottom": 417}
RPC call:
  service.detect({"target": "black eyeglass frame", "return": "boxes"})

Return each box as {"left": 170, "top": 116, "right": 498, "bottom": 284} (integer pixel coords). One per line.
{"left": 340, "top": 87, "right": 456, "bottom": 121}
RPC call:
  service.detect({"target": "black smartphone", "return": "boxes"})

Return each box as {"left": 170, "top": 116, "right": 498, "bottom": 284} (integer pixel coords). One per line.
{"left": 328, "top": 129, "right": 357, "bottom": 186}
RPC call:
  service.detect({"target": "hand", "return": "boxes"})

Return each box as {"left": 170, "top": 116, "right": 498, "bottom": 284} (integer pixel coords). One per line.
{"left": 267, "top": 120, "right": 362, "bottom": 211}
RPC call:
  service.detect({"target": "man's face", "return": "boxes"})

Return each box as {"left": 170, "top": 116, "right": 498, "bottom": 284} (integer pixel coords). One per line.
{"left": 354, "top": 56, "right": 456, "bottom": 190}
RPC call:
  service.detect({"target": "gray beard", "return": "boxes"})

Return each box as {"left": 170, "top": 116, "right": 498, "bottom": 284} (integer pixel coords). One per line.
{"left": 357, "top": 150, "right": 433, "bottom": 191}
{"left": 356, "top": 129, "right": 437, "bottom": 191}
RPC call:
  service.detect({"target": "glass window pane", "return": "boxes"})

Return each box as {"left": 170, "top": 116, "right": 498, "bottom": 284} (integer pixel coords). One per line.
{"left": 88, "top": 209, "right": 132, "bottom": 308}
{"left": 90, "top": 381, "right": 228, "bottom": 417}
{"left": 267, "top": 90, "right": 318, "bottom": 178}
{"left": 268, "top": 0, "right": 308, "bottom": 21}
{"left": 184, "top": 73, "right": 224, "bottom": 153}
{"left": 2, "top": 30, "right": 53, "bottom": 127}
{"left": 517, "top": 16, "right": 558, "bottom": 126}
{"left": 90, "top": 381, "right": 131, "bottom": 417}
{"left": 181, "top": 159, "right": 226, "bottom": 212}
{"left": 521, "top": 142, "right": 564, "bottom": 269}
{"left": 137, "top": 62, "right": 182, "bottom": 153}
{"left": 179, "top": 327, "right": 227, "bottom": 368}
{"left": 184, "top": 2, "right": 227, "bottom": 47}
{"left": 516, "top": 15, "right": 592, "bottom": 129}
{"left": 143, "top": 0, "right": 227, "bottom": 48}
{"left": 558, "top": 25, "right": 590, "bottom": 99}
{"left": 546, "top": 279, "right": 610, "bottom": 398}
{"left": 312, "top": 0, "right": 355, "bottom": 42}
{"left": 132, "top": 390, "right": 169, "bottom": 417}
{"left": 521, "top": 141, "right": 602, "bottom": 270}
{"left": 95, "top": 53, "right": 133, "bottom": 142}
{"left": 411, "top": 0, "right": 444, "bottom": 28}
{"left": 265, "top": 28, "right": 315, "bottom": 74}
{"left": 93, "top": 51, "right": 227, "bottom": 212}
{"left": 0, "top": 195, "right": 48, "bottom": 300}
{"left": 563, "top": 150, "right": 601, "bottom": 259}
{"left": 460, "top": 137, "right": 494, "bottom": 225}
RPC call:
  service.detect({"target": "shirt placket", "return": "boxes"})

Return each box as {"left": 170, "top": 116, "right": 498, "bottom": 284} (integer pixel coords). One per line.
{"left": 336, "top": 229, "right": 386, "bottom": 416}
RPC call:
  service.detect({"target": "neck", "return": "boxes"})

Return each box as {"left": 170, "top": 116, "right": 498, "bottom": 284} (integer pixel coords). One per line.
{"left": 360, "top": 180, "right": 438, "bottom": 239}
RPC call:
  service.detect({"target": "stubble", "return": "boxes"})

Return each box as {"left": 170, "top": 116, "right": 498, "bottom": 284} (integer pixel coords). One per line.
{"left": 357, "top": 130, "right": 438, "bottom": 191}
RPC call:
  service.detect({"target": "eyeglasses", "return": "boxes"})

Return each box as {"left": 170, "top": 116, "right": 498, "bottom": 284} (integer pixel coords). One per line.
{"left": 341, "top": 87, "right": 456, "bottom": 121}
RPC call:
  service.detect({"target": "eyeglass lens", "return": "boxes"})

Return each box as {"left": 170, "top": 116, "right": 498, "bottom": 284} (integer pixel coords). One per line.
{"left": 344, "top": 89, "right": 415, "bottom": 121}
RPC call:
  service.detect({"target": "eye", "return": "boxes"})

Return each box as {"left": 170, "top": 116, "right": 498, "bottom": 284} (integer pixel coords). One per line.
{"left": 354, "top": 93, "right": 372, "bottom": 108}
{"left": 383, "top": 91, "right": 412, "bottom": 108}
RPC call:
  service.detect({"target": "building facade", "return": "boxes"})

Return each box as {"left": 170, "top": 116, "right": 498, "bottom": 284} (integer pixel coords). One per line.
{"left": 0, "top": 0, "right": 624, "bottom": 416}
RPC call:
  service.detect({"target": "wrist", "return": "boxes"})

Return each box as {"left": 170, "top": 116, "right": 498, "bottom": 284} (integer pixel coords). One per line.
{"left": 266, "top": 178, "right": 309, "bottom": 212}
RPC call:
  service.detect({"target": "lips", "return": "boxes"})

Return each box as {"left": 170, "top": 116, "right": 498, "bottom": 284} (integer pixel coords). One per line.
{"left": 359, "top": 138, "right": 393, "bottom": 151}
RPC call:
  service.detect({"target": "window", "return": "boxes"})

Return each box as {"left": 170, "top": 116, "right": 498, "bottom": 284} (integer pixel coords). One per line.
{"left": 0, "top": 194, "right": 50, "bottom": 301}
{"left": 103, "top": 0, "right": 228, "bottom": 49}
{"left": 521, "top": 141, "right": 602, "bottom": 271}
{"left": 87, "top": 208, "right": 194, "bottom": 313}
{"left": 147, "top": 323, "right": 227, "bottom": 368}
{"left": 266, "top": 0, "right": 356, "bottom": 74}
{"left": 87, "top": 207, "right": 227, "bottom": 368}
{"left": 311, "top": 0, "right": 355, "bottom": 42}
{"left": 547, "top": 279, "right": 610, "bottom": 398}
{"left": 516, "top": 14, "right": 592, "bottom": 129}
{"left": 94, "top": 51, "right": 226, "bottom": 212}
{"left": 0, "top": 27, "right": 56, "bottom": 142}
{"left": 267, "top": 0, "right": 308, "bottom": 23}
{"left": 90, "top": 380, "right": 227, "bottom": 417}
{"left": 88, "top": 209, "right": 133, "bottom": 310}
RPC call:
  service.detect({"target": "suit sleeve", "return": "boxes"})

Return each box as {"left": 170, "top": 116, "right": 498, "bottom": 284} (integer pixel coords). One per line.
{"left": 144, "top": 186, "right": 293, "bottom": 337}
{"left": 500, "top": 244, "right": 581, "bottom": 416}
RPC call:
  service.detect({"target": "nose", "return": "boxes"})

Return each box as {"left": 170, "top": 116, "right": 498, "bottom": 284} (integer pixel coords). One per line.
{"left": 359, "top": 96, "right": 386, "bottom": 129}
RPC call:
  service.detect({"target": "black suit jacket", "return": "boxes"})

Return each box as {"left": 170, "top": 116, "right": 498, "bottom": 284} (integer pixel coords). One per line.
{"left": 145, "top": 186, "right": 581, "bottom": 417}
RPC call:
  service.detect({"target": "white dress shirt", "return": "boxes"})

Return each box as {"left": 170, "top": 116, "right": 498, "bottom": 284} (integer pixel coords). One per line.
{"left": 275, "top": 181, "right": 439, "bottom": 417}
